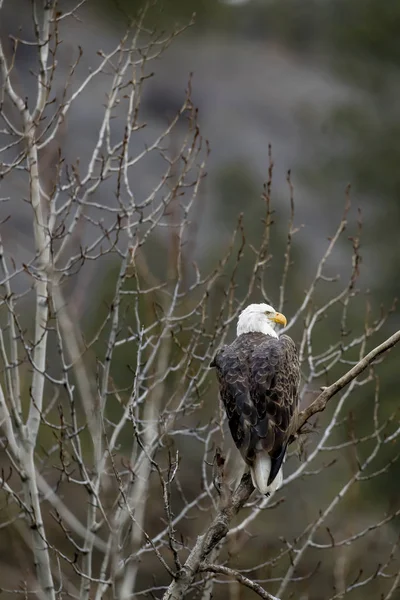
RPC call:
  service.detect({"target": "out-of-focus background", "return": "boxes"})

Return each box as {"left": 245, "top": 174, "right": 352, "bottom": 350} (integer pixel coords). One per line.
{"left": 3, "top": 0, "right": 399, "bottom": 303}
{"left": 0, "top": 0, "right": 399, "bottom": 598}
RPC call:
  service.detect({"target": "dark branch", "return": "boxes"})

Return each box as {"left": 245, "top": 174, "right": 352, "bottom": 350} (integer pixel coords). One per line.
{"left": 200, "top": 563, "right": 281, "bottom": 600}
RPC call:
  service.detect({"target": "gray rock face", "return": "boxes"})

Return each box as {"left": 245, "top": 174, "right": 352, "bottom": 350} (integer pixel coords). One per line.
{"left": 0, "top": 1, "right": 354, "bottom": 289}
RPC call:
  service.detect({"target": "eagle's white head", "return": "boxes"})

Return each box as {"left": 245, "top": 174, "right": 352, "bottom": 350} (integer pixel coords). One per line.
{"left": 236, "top": 303, "right": 287, "bottom": 338}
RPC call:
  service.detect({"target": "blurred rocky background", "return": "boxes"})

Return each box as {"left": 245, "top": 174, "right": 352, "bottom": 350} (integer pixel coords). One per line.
{"left": 0, "top": 0, "right": 399, "bottom": 598}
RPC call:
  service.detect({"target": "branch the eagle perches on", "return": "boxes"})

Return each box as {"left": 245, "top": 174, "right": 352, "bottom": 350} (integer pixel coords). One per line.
{"left": 162, "top": 328, "right": 400, "bottom": 600}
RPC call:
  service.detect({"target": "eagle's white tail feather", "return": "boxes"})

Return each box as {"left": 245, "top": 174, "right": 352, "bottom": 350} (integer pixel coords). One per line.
{"left": 250, "top": 453, "right": 271, "bottom": 494}
{"left": 250, "top": 453, "right": 283, "bottom": 496}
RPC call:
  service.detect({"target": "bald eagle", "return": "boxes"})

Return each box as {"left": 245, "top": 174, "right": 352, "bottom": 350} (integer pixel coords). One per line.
{"left": 211, "top": 303, "right": 300, "bottom": 496}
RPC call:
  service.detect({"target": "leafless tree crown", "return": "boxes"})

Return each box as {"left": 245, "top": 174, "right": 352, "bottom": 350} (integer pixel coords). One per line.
{"left": 0, "top": 2, "right": 398, "bottom": 599}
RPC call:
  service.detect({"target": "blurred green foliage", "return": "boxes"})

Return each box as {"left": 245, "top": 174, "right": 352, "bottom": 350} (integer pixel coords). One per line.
{"left": 327, "top": 0, "right": 400, "bottom": 80}
{"left": 94, "top": 0, "right": 228, "bottom": 32}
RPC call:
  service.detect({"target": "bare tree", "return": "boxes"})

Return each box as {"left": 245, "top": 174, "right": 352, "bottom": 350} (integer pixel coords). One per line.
{"left": 0, "top": 2, "right": 398, "bottom": 599}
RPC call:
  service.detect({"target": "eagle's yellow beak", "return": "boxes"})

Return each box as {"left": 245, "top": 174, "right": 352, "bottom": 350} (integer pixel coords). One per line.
{"left": 271, "top": 312, "right": 287, "bottom": 327}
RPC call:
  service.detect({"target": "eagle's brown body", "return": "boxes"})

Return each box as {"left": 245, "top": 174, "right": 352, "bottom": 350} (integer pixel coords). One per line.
{"left": 211, "top": 331, "right": 300, "bottom": 489}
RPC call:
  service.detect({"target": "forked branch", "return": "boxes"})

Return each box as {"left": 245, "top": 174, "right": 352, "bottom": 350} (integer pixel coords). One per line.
{"left": 200, "top": 563, "right": 281, "bottom": 600}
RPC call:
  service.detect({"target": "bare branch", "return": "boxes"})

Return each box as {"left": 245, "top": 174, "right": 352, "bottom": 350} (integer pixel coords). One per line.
{"left": 200, "top": 563, "right": 281, "bottom": 600}
{"left": 298, "top": 329, "right": 400, "bottom": 428}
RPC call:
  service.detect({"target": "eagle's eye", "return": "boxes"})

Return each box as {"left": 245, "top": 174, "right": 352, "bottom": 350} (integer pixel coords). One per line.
{"left": 265, "top": 310, "right": 273, "bottom": 316}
